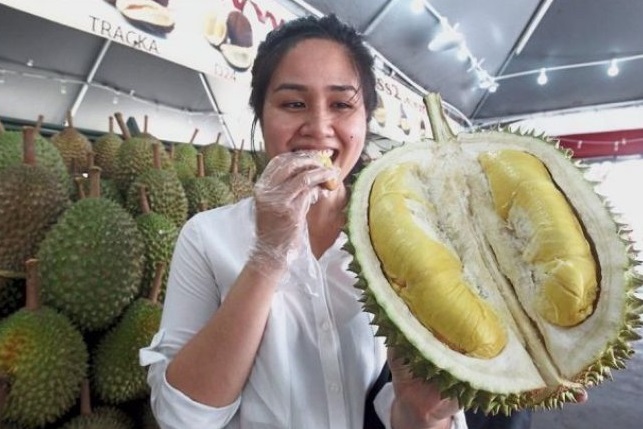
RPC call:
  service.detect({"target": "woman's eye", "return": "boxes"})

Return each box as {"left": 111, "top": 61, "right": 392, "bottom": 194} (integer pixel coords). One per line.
{"left": 283, "top": 101, "right": 305, "bottom": 109}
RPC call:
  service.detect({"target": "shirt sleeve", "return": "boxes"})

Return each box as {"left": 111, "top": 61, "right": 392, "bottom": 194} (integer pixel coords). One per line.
{"left": 373, "top": 382, "right": 468, "bottom": 429}
{"left": 139, "top": 215, "right": 240, "bottom": 429}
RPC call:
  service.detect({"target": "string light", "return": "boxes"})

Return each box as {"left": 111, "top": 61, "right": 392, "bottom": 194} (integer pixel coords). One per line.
{"left": 494, "top": 52, "right": 643, "bottom": 87}
{"left": 537, "top": 68, "right": 548, "bottom": 85}
{"left": 60, "top": 79, "right": 67, "bottom": 94}
{"left": 607, "top": 59, "right": 619, "bottom": 77}
{"left": 0, "top": 70, "right": 5, "bottom": 84}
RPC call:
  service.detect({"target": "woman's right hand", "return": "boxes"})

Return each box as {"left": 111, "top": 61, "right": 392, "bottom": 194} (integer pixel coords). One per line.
{"left": 251, "top": 151, "right": 338, "bottom": 271}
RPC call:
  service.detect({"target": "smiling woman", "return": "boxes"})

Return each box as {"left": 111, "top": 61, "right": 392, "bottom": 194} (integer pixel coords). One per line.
{"left": 140, "top": 13, "right": 465, "bottom": 429}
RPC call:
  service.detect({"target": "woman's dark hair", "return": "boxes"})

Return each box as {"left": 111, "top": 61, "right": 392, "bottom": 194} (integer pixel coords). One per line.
{"left": 249, "top": 14, "right": 377, "bottom": 148}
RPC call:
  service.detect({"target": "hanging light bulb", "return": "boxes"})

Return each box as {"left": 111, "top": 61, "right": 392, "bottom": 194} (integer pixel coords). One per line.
{"left": 456, "top": 42, "right": 469, "bottom": 62}
{"left": 607, "top": 59, "right": 619, "bottom": 77}
{"left": 411, "top": 0, "right": 424, "bottom": 14}
{"left": 537, "top": 68, "right": 548, "bottom": 85}
{"left": 428, "top": 19, "right": 463, "bottom": 51}
{"left": 60, "top": 80, "right": 67, "bottom": 95}
{"left": 112, "top": 94, "right": 119, "bottom": 105}
{"left": 0, "top": 70, "right": 5, "bottom": 84}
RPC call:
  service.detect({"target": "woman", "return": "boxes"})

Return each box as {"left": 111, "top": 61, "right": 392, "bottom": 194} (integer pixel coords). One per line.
{"left": 141, "top": 14, "right": 463, "bottom": 429}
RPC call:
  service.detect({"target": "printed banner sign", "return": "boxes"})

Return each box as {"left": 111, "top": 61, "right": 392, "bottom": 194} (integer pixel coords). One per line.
{"left": 1, "top": 0, "right": 436, "bottom": 147}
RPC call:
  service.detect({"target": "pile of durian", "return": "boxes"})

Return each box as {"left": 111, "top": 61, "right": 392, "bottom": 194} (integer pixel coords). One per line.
{"left": 347, "top": 93, "right": 643, "bottom": 415}
{"left": 0, "top": 112, "right": 267, "bottom": 428}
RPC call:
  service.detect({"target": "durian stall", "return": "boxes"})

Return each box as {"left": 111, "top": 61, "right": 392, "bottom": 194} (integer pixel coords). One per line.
{"left": 2, "top": 1, "right": 643, "bottom": 429}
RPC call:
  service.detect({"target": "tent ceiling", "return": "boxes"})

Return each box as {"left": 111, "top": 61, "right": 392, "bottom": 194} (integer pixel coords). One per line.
{"left": 1, "top": 0, "right": 642, "bottom": 149}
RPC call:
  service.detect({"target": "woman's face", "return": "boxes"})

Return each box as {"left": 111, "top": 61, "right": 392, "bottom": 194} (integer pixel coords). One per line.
{"left": 261, "top": 38, "right": 367, "bottom": 182}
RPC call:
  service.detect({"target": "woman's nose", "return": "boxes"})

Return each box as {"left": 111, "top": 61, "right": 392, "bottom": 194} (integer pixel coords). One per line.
{"left": 300, "top": 107, "right": 334, "bottom": 138}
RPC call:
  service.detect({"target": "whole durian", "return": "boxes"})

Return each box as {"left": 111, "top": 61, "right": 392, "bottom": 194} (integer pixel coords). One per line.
{"left": 170, "top": 129, "right": 199, "bottom": 183}
{"left": 125, "top": 143, "right": 188, "bottom": 227}
{"left": 92, "top": 263, "right": 164, "bottom": 404}
{"left": 50, "top": 111, "right": 93, "bottom": 175}
{"left": 0, "top": 118, "right": 71, "bottom": 195}
{"left": 184, "top": 153, "right": 234, "bottom": 217}
{"left": 0, "top": 127, "right": 70, "bottom": 277}
{"left": 134, "top": 185, "right": 178, "bottom": 300}
{"left": 93, "top": 116, "right": 123, "bottom": 179}
{"left": 200, "top": 133, "right": 232, "bottom": 176}
{"left": 0, "top": 260, "right": 88, "bottom": 429}
{"left": 112, "top": 112, "right": 173, "bottom": 195}
{"left": 346, "top": 93, "right": 643, "bottom": 415}
{"left": 38, "top": 167, "right": 145, "bottom": 332}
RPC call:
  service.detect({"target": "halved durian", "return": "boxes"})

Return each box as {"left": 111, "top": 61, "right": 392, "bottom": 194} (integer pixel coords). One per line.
{"left": 346, "top": 92, "right": 643, "bottom": 415}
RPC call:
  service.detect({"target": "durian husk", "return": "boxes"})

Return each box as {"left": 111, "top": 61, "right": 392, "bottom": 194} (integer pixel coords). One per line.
{"left": 345, "top": 92, "right": 643, "bottom": 415}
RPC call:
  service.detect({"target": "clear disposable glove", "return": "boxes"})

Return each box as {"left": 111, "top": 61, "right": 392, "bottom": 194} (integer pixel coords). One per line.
{"left": 388, "top": 348, "right": 461, "bottom": 429}
{"left": 249, "top": 151, "right": 340, "bottom": 274}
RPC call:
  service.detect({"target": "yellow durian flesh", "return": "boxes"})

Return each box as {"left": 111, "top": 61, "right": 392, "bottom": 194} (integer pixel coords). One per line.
{"left": 479, "top": 150, "right": 598, "bottom": 327}
{"left": 369, "top": 162, "right": 507, "bottom": 358}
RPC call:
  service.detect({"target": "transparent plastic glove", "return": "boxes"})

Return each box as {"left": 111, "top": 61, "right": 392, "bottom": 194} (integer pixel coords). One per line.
{"left": 249, "top": 151, "right": 339, "bottom": 273}
{"left": 388, "top": 348, "right": 461, "bottom": 429}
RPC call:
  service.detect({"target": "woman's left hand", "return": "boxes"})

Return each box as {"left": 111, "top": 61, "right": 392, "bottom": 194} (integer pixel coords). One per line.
{"left": 388, "top": 348, "right": 461, "bottom": 429}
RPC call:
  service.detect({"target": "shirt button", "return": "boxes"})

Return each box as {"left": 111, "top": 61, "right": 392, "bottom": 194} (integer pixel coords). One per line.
{"left": 329, "top": 383, "right": 341, "bottom": 393}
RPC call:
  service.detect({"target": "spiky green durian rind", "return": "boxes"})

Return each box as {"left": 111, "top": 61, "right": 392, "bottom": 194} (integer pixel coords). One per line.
{"left": 58, "top": 406, "right": 135, "bottom": 429}
{"left": 200, "top": 143, "right": 231, "bottom": 176}
{"left": 38, "top": 198, "right": 145, "bottom": 332}
{"left": 51, "top": 127, "right": 93, "bottom": 174}
{"left": 136, "top": 212, "right": 179, "bottom": 301}
{"left": 113, "top": 138, "right": 174, "bottom": 194}
{"left": 93, "top": 133, "right": 123, "bottom": 179}
{"left": 183, "top": 176, "right": 235, "bottom": 217}
{"left": 0, "top": 130, "right": 72, "bottom": 195}
{"left": 92, "top": 299, "right": 161, "bottom": 404}
{"left": 172, "top": 143, "right": 198, "bottom": 183}
{"left": 125, "top": 170, "right": 188, "bottom": 228}
{"left": 0, "top": 307, "right": 88, "bottom": 428}
{"left": 0, "top": 164, "right": 70, "bottom": 276}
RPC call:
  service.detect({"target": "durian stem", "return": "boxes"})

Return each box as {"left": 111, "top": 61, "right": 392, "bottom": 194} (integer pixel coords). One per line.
{"left": 215, "top": 132, "right": 221, "bottom": 144}
{"left": 80, "top": 379, "right": 92, "bottom": 416}
{"left": 144, "top": 115, "right": 149, "bottom": 134}
{"left": 88, "top": 166, "right": 102, "bottom": 198}
{"left": 240, "top": 139, "right": 245, "bottom": 151}
{"left": 190, "top": 128, "right": 199, "bottom": 144}
{"left": 87, "top": 151, "right": 95, "bottom": 168}
{"left": 25, "top": 259, "right": 40, "bottom": 311}
{"left": 424, "top": 93, "right": 456, "bottom": 143}
{"left": 35, "top": 114, "right": 44, "bottom": 134}
{"left": 108, "top": 115, "right": 114, "bottom": 134}
{"left": 169, "top": 143, "right": 175, "bottom": 160}
{"left": 139, "top": 185, "right": 151, "bottom": 215}
{"left": 66, "top": 110, "right": 74, "bottom": 128}
{"left": 75, "top": 177, "right": 87, "bottom": 200}
{"left": 152, "top": 143, "right": 162, "bottom": 170}
{"left": 114, "top": 112, "right": 132, "bottom": 140}
{"left": 231, "top": 149, "right": 239, "bottom": 174}
{"left": 0, "top": 119, "right": 5, "bottom": 134}
{"left": 199, "top": 201, "right": 208, "bottom": 213}
{"left": 149, "top": 262, "right": 166, "bottom": 304}
{"left": 22, "top": 126, "right": 37, "bottom": 166}
{"left": 197, "top": 153, "right": 205, "bottom": 178}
